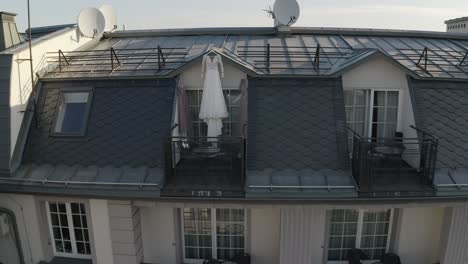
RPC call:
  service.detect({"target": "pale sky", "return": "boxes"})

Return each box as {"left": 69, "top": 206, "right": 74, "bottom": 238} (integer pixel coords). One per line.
{"left": 3, "top": 0, "right": 468, "bottom": 32}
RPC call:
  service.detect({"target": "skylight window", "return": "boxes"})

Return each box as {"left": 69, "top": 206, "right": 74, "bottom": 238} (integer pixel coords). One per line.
{"left": 53, "top": 91, "right": 92, "bottom": 136}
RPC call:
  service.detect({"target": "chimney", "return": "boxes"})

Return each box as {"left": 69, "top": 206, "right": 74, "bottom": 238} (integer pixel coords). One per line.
{"left": 0, "top": 12, "right": 21, "bottom": 51}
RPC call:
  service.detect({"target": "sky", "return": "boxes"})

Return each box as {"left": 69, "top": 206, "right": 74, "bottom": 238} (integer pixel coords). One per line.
{"left": 3, "top": 0, "right": 468, "bottom": 32}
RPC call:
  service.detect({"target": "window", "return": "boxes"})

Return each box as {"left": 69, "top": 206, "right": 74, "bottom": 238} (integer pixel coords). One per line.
{"left": 326, "top": 209, "right": 393, "bottom": 263}
{"left": 371, "top": 91, "right": 399, "bottom": 139}
{"left": 344, "top": 90, "right": 370, "bottom": 148}
{"left": 344, "top": 90, "right": 399, "bottom": 139}
{"left": 182, "top": 208, "right": 246, "bottom": 263}
{"left": 53, "top": 91, "right": 92, "bottom": 135}
{"left": 187, "top": 90, "right": 240, "bottom": 137}
{"left": 46, "top": 201, "right": 91, "bottom": 258}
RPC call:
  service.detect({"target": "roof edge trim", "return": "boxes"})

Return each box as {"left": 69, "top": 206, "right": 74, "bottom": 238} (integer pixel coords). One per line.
{"left": 103, "top": 26, "right": 468, "bottom": 40}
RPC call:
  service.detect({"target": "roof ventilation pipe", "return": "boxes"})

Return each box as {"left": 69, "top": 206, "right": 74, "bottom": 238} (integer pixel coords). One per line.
{"left": 0, "top": 12, "right": 21, "bottom": 51}
{"left": 269, "top": 0, "right": 300, "bottom": 35}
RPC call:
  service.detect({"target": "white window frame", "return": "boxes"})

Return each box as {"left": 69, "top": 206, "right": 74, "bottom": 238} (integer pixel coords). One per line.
{"left": 180, "top": 208, "right": 247, "bottom": 264}
{"left": 326, "top": 209, "right": 394, "bottom": 264}
{"left": 51, "top": 88, "right": 93, "bottom": 137}
{"left": 45, "top": 201, "right": 92, "bottom": 259}
{"left": 344, "top": 88, "right": 403, "bottom": 139}
{"left": 367, "top": 89, "right": 402, "bottom": 139}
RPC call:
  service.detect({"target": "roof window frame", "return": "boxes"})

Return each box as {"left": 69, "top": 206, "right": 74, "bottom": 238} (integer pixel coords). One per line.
{"left": 50, "top": 86, "right": 94, "bottom": 138}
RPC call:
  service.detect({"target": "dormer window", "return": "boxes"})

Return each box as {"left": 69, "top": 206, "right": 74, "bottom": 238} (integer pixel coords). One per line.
{"left": 52, "top": 90, "right": 92, "bottom": 136}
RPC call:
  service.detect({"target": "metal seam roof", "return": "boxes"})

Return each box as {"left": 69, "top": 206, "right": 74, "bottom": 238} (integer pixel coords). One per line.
{"left": 40, "top": 28, "right": 468, "bottom": 81}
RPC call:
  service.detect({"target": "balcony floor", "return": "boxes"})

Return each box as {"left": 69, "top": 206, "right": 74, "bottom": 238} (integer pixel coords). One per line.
{"left": 361, "top": 161, "right": 436, "bottom": 196}
{"left": 161, "top": 158, "right": 244, "bottom": 198}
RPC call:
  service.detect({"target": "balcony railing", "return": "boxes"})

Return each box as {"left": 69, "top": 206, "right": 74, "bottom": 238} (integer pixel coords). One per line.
{"left": 162, "top": 136, "right": 246, "bottom": 198}
{"left": 349, "top": 126, "right": 438, "bottom": 195}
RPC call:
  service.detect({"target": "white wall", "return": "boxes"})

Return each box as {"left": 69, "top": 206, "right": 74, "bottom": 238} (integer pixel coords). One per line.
{"left": 0, "top": 193, "right": 45, "bottom": 264}
{"left": 89, "top": 199, "right": 113, "bottom": 264}
{"left": 279, "top": 207, "right": 327, "bottom": 264}
{"left": 139, "top": 204, "right": 281, "bottom": 264}
{"left": 394, "top": 207, "right": 445, "bottom": 264}
{"left": 342, "top": 55, "right": 419, "bottom": 165}
{"left": 342, "top": 56, "right": 416, "bottom": 138}
{"left": 140, "top": 205, "right": 178, "bottom": 264}
{"left": 250, "top": 207, "right": 281, "bottom": 264}
{"left": 439, "top": 205, "right": 468, "bottom": 264}
{"left": 7, "top": 28, "right": 94, "bottom": 157}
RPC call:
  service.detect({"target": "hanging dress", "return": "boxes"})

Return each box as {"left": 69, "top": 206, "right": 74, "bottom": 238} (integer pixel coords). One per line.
{"left": 199, "top": 54, "right": 228, "bottom": 138}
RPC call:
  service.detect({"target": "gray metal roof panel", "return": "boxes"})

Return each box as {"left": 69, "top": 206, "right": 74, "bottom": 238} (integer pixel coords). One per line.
{"left": 0, "top": 163, "right": 162, "bottom": 198}
{"left": 42, "top": 30, "right": 468, "bottom": 80}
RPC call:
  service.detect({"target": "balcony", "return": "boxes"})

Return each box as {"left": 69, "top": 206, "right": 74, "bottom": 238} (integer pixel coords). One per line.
{"left": 162, "top": 137, "right": 246, "bottom": 198}
{"left": 349, "top": 126, "right": 438, "bottom": 197}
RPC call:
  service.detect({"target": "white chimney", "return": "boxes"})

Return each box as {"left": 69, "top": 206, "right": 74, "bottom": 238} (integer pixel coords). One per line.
{"left": 0, "top": 12, "right": 21, "bottom": 51}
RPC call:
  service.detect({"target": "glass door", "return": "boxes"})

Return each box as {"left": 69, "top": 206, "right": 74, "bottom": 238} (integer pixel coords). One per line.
{"left": 0, "top": 209, "right": 23, "bottom": 264}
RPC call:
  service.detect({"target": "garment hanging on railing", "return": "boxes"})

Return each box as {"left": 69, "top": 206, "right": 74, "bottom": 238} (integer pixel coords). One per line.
{"left": 234, "top": 78, "right": 248, "bottom": 137}
{"left": 199, "top": 54, "right": 228, "bottom": 139}
{"left": 177, "top": 84, "right": 191, "bottom": 134}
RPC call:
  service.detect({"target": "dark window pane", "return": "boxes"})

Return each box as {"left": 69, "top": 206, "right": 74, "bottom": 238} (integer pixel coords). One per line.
{"left": 217, "top": 249, "right": 230, "bottom": 260}
{"left": 217, "top": 235, "right": 230, "bottom": 248}
{"left": 81, "top": 216, "right": 88, "bottom": 228}
{"left": 71, "top": 203, "right": 80, "bottom": 214}
{"left": 53, "top": 227, "right": 61, "bottom": 239}
{"left": 84, "top": 229, "right": 89, "bottom": 242}
{"left": 62, "top": 228, "right": 70, "bottom": 240}
{"left": 85, "top": 243, "right": 91, "bottom": 255}
{"left": 185, "top": 235, "right": 198, "bottom": 247}
{"left": 331, "top": 210, "right": 345, "bottom": 222}
{"left": 64, "top": 241, "right": 72, "bottom": 253}
{"left": 61, "top": 103, "right": 87, "bottom": 133}
{"left": 58, "top": 204, "right": 66, "bottom": 213}
{"left": 231, "top": 236, "right": 244, "bottom": 248}
{"left": 75, "top": 228, "right": 83, "bottom": 241}
{"left": 59, "top": 214, "right": 68, "bottom": 226}
{"left": 185, "top": 247, "right": 198, "bottom": 259}
{"left": 216, "top": 209, "right": 229, "bottom": 221}
{"left": 55, "top": 240, "right": 64, "bottom": 252}
{"left": 51, "top": 213, "right": 59, "bottom": 226}
{"left": 49, "top": 203, "right": 58, "bottom": 213}
{"left": 77, "top": 242, "right": 85, "bottom": 254}
{"left": 73, "top": 215, "right": 82, "bottom": 228}
{"left": 199, "top": 235, "right": 212, "bottom": 247}
{"left": 343, "top": 236, "right": 356, "bottom": 249}
{"left": 328, "top": 249, "right": 341, "bottom": 261}
{"left": 199, "top": 247, "right": 212, "bottom": 259}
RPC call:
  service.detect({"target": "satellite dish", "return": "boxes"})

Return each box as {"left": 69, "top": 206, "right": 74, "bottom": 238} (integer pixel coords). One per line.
{"left": 77, "top": 7, "right": 105, "bottom": 38}
{"left": 99, "top": 5, "right": 117, "bottom": 32}
{"left": 273, "top": 0, "right": 300, "bottom": 26}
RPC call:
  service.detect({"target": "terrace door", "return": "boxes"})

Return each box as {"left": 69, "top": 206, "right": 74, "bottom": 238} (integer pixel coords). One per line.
{"left": 0, "top": 209, "right": 22, "bottom": 264}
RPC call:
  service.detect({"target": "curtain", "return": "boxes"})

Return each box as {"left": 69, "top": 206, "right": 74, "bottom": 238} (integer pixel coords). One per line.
{"left": 177, "top": 84, "right": 191, "bottom": 134}
{"left": 234, "top": 79, "right": 248, "bottom": 137}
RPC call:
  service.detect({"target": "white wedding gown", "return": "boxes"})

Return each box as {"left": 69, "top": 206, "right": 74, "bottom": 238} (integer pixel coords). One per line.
{"left": 199, "top": 54, "right": 228, "bottom": 138}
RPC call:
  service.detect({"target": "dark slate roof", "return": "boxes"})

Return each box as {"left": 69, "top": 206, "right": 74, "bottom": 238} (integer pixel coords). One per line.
{"left": 246, "top": 77, "right": 355, "bottom": 197}
{"left": 41, "top": 27, "right": 468, "bottom": 80}
{"left": 2, "top": 78, "right": 176, "bottom": 197}
{"left": 409, "top": 78, "right": 468, "bottom": 195}
{"left": 23, "top": 24, "right": 76, "bottom": 40}
{"left": 23, "top": 79, "right": 175, "bottom": 167}
{"left": 409, "top": 78, "right": 468, "bottom": 168}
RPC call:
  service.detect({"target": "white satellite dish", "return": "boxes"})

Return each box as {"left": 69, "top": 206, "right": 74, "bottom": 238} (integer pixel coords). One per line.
{"left": 77, "top": 7, "right": 105, "bottom": 38}
{"left": 273, "top": 0, "right": 300, "bottom": 26}
{"left": 99, "top": 4, "right": 117, "bottom": 32}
